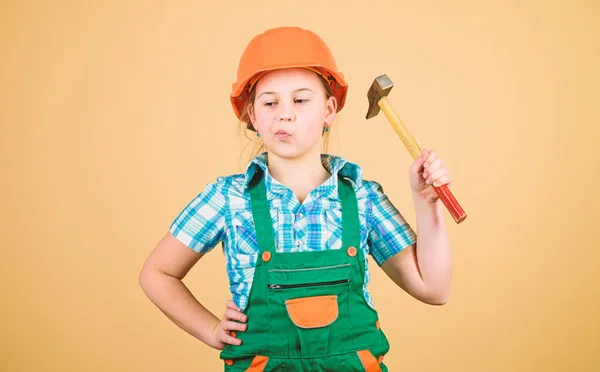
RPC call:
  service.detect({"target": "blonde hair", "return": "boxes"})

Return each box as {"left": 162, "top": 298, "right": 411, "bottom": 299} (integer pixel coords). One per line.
{"left": 237, "top": 73, "right": 335, "bottom": 163}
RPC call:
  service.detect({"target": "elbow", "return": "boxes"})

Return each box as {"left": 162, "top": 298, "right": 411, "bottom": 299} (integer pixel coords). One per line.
{"left": 423, "top": 290, "right": 450, "bottom": 306}
{"left": 138, "top": 267, "right": 148, "bottom": 292}
{"left": 138, "top": 263, "right": 154, "bottom": 293}
{"left": 428, "top": 296, "right": 449, "bottom": 306}
{"left": 138, "top": 262, "right": 179, "bottom": 295}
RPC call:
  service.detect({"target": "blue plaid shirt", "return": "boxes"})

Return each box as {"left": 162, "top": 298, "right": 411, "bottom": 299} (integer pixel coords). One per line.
{"left": 170, "top": 152, "right": 416, "bottom": 311}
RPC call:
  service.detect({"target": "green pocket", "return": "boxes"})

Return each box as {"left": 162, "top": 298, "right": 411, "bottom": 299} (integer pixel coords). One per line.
{"left": 266, "top": 264, "right": 352, "bottom": 357}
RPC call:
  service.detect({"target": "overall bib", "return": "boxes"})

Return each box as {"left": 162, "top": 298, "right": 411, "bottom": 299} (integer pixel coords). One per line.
{"left": 220, "top": 171, "right": 390, "bottom": 371}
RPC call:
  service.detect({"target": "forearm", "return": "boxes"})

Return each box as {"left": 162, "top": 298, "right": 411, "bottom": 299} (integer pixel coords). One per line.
{"left": 413, "top": 194, "right": 452, "bottom": 301}
{"left": 139, "top": 269, "right": 220, "bottom": 348}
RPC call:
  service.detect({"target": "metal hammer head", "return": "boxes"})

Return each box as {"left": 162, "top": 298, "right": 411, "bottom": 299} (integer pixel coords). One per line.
{"left": 366, "top": 74, "right": 393, "bottom": 119}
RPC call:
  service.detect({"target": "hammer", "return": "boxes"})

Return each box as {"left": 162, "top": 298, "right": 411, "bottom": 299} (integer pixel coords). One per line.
{"left": 366, "top": 74, "right": 467, "bottom": 224}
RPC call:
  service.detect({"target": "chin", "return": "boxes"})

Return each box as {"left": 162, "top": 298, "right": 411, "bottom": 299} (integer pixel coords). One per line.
{"left": 266, "top": 143, "right": 313, "bottom": 160}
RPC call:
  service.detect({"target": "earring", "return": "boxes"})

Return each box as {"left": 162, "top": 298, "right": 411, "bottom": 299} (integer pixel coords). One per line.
{"left": 257, "top": 132, "right": 260, "bottom": 137}
{"left": 324, "top": 127, "right": 329, "bottom": 132}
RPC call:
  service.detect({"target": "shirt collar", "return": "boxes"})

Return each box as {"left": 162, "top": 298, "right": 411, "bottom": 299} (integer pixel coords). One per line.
{"left": 243, "top": 152, "right": 363, "bottom": 199}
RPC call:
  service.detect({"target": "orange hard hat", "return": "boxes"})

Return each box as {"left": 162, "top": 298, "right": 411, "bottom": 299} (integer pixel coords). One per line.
{"left": 230, "top": 26, "right": 348, "bottom": 120}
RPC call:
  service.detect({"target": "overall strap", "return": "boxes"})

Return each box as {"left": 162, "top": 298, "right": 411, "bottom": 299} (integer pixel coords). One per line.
{"left": 338, "top": 177, "right": 366, "bottom": 278}
{"left": 248, "top": 169, "right": 277, "bottom": 257}
{"left": 337, "top": 176, "right": 361, "bottom": 250}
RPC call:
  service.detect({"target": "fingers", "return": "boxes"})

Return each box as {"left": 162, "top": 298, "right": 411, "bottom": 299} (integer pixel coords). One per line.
{"left": 217, "top": 299, "right": 248, "bottom": 346}
{"left": 223, "top": 332, "right": 242, "bottom": 346}
{"left": 425, "top": 167, "right": 452, "bottom": 187}
{"left": 422, "top": 150, "right": 452, "bottom": 187}
{"left": 218, "top": 331, "right": 242, "bottom": 346}
{"left": 431, "top": 174, "right": 452, "bottom": 187}
{"left": 225, "top": 308, "right": 248, "bottom": 323}
{"left": 220, "top": 322, "right": 246, "bottom": 345}
{"left": 225, "top": 299, "right": 241, "bottom": 312}
{"left": 215, "top": 320, "right": 246, "bottom": 346}
{"left": 423, "top": 149, "right": 437, "bottom": 169}
{"left": 423, "top": 157, "right": 442, "bottom": 176}
{"left": 224, "top": 300, "right": 247, "bottom": 323}
{"left": 224, "top": 320, "right": 248, "bottom": 332}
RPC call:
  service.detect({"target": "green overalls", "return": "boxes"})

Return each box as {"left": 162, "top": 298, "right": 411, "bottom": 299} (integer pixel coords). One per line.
{"left": 220, "top": 170, "right": 390, "bottom": 371}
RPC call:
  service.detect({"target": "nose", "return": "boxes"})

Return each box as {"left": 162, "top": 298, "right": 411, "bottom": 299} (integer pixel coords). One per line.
{"left": 278, "top": 101, "right": 296, "bottom": 122}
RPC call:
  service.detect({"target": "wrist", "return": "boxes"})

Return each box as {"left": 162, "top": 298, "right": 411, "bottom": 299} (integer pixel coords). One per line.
{"left": 412, "top": 190, "right": 445, "bottom": 225}
{"left": 205, "top": 319, "right": 222, "bottom": 350}
{"left": 412, "top": 189, "right": 438, "bottom": 207}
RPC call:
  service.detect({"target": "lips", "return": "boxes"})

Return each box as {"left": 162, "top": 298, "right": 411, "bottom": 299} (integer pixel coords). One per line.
{"left": 275, "top": 130, "right": 291, "bottom": 139}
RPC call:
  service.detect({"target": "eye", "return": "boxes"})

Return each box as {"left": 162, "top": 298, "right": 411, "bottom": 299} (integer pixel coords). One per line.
{"left": 264, "top": 101, "right": 277, "bottom": 107}
{"left": 295, "top": 98, "right": 309, "bottom": 104}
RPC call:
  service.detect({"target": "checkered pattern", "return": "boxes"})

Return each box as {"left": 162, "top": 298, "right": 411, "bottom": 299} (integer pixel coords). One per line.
{"left": 170, "top": 152, "right": 416, "bottom": 311}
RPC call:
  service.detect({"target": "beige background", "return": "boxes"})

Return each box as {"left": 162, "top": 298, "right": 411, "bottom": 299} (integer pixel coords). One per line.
{"left": 1, "top": 0, "right": 599, "bottom": 371}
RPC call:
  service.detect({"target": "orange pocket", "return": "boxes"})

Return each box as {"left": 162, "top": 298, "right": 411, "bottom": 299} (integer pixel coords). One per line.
{"left": 285, "top": 295, "right": 338, "bottom": 329}
{"left": 357, "top": 350, "right": 382, "bottom": 372}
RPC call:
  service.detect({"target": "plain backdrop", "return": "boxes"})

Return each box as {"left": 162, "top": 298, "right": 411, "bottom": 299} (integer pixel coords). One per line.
{"left": 1, "top": 0, "right": 599, "bottom": 371}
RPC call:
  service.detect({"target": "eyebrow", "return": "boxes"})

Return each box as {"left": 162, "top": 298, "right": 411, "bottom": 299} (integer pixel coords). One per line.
{"left": 257, "top": 88, "right": 315, "bottom": 99}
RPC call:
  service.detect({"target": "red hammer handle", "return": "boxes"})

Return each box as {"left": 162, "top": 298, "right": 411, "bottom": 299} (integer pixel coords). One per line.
{"left": 377, "top": 96, "right": 467, "bottom": 224}
{"left": 434, "top": 184, "right": 467, "bottom": 223}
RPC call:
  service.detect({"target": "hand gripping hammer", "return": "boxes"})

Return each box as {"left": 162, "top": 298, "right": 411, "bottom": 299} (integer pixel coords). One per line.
{"left": 366, "top": 74, "right": 467, "bottom": 224}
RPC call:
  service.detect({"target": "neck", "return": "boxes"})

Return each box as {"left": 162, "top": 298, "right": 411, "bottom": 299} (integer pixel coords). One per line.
{"left": 266, "top": 149, "right": 331, "bottom": 203}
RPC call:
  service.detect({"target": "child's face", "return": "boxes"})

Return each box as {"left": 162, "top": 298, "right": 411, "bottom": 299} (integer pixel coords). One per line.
{"left": 250, "top": 68, "right": 336, "bottom": 159}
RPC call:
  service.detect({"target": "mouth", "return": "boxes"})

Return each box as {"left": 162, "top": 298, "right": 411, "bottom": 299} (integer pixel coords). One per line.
{"left": 275, "top": 130, "right": 291, "bottom": 139}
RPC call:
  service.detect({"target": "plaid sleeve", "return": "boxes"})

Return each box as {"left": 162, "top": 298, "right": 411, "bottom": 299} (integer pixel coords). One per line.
{"left": 169, "top": 179, "right": 227, "bottom": 253}
{"left": 365, "top": 180, "right": 417, "bottom": 265}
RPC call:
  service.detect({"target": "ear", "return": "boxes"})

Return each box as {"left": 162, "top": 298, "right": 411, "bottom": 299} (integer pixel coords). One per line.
{"left": 324, "top": 96, "right": 337, "bottom": 126}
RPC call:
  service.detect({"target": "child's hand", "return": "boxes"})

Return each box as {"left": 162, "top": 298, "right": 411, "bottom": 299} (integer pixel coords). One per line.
{"left": 409, "top": 149, "right": 453, "bottom": 203}
{"left": 211, "top": 299, "right": 248, "bottom": 350}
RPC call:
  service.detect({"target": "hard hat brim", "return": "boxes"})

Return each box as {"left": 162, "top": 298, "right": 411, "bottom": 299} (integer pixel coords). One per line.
{"left": 230, "top": 64, "right": 348, "bottom": 120}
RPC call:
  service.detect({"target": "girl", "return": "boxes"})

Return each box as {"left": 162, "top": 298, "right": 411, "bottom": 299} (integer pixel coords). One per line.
{"left": 140, "top": 26, "right": 452, "bottom": 371}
